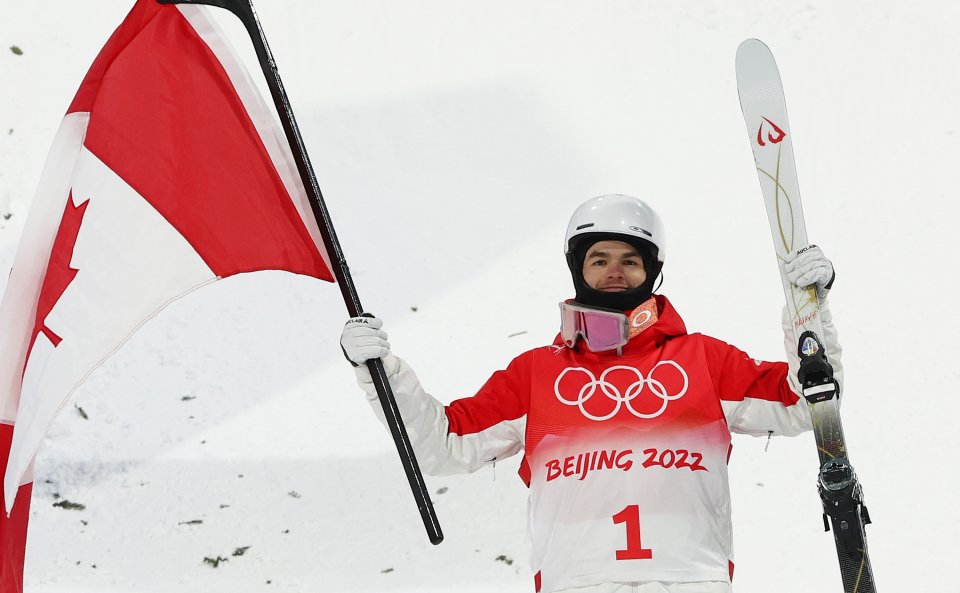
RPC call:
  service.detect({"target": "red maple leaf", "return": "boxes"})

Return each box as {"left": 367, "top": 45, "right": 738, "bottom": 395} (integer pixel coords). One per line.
{"left": 27, "top": 191, "right": 89, "bottom": 358}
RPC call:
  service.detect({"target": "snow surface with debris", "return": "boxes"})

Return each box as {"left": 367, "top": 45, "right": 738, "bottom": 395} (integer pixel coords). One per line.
{"left": 2, "top": 1, "right": 959, "bottom": 592}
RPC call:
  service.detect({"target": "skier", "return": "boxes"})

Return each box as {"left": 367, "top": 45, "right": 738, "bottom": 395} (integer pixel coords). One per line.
{"left": 340, "top": 194, "right": 841, "bottom": 593}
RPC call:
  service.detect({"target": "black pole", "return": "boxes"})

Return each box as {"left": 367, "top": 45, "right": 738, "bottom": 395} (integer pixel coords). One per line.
{"left": 157, "top": 0, "right": 443, "bottom": 545}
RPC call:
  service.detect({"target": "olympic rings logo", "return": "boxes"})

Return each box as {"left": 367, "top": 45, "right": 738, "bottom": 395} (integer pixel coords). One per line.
{"left": 553, "top": 362, "right": 689, "bottom": 421}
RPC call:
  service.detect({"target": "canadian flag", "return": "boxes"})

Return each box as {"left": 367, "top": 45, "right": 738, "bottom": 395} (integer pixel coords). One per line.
{"left": 0, "top": 2, "right": 334, "bottom": 590}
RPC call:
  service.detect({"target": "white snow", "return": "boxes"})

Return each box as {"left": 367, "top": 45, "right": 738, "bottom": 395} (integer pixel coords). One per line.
{"left": 1, "top": 1, "right": 959, "bottom": 592}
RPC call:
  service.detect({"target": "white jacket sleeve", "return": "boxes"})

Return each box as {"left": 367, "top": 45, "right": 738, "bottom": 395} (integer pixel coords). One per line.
{"left": 715, "top": 299, "right": 843, "bottom": 438}
{"left": 354, "top": 354, "right": 526, "bottom": 476}
{"left": 783, "top": 298, "right": 844, "bottom": 401}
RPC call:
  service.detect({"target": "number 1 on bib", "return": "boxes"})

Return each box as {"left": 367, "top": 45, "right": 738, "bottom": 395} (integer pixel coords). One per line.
{"left": 613, "top": 504, "right": 653, "bottom": 560}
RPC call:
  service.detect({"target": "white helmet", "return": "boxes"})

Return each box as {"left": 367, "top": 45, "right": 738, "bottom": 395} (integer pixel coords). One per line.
{"left": 564, "top": 194, "right": 665, "bottom": 262}
{"left": 564, "top": 194, "right": 666, "bottom": 310}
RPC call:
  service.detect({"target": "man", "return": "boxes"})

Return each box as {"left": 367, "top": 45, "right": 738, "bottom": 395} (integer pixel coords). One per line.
{"left": 340, "top": 194, "right": 841, "bottom": 593}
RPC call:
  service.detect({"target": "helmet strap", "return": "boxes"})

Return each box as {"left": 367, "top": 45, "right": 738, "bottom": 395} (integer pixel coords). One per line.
{"left": 653, "top": 271, "right": 664, "bottom": 293}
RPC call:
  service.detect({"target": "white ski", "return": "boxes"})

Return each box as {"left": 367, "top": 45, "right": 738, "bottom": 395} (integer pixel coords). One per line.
{"left": 736, "top": 38, "right": 877, "bottom": 593}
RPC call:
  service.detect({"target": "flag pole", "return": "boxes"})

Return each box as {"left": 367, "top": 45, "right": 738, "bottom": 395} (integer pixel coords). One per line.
{"left": 157, "top": 0, "right": 443, "bottom": 545}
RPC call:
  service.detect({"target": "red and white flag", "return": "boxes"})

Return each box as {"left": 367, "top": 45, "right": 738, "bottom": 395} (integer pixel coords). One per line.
{"left": 0, "top": 1, "right": 334, "bottom": 589}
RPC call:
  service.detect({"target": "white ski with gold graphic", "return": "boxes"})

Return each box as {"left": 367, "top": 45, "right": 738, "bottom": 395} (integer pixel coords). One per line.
{"left": 736, "top": 38, "right": 877, "bottom": 593}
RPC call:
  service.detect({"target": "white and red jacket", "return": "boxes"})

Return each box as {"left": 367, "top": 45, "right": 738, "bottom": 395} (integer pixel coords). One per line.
{"left": 355, "top": 295, "right": 842, "bottom": 593}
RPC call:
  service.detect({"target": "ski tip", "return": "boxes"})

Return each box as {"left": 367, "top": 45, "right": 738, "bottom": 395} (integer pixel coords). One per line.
{"left": 735, "top": 38, "right": 780, "bottom": 86}
{"left": 737, "top": 38, "right": 770, "bottom": 53}
{"left": 736, "top": 38, "right": 773, "bottom": 65}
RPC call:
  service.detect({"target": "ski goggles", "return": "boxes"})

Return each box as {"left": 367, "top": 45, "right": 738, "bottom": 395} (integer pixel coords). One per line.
{"left": 559, "top": 302, "right": 630, "bottom": 353}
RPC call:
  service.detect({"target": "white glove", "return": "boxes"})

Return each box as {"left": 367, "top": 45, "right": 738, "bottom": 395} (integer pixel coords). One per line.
{"left": 784, "top": 245, "right": 835, "bottom": 298}
{"left": 340, "top": 315, "right": 391, "bottom": 367}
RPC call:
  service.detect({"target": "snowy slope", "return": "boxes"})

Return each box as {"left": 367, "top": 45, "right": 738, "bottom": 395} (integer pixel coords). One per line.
{"left": 2, "top": 1, "right": 959, "bottom": 592}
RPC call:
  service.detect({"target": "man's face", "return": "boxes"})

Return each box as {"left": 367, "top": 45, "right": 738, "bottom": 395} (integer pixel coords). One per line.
{"left": 581, "top": 240, "right": 647, "bottom": 292}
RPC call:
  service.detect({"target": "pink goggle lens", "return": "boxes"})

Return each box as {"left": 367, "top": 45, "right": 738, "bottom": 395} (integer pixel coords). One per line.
{"left": 559, "top": 303, "right": 628, "bottom": 352}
